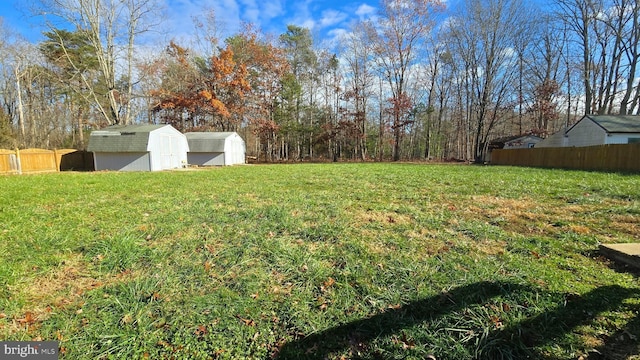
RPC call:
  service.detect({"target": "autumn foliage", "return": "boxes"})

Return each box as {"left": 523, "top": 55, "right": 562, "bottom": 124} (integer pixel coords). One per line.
{"left": 151, "top": 42, "right": 250, "bottom": 132}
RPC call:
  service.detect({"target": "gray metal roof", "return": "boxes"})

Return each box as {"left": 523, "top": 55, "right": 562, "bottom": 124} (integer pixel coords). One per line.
{"left": 584, "top": 115, "right": 640, "bottom": 133}
{"left": 185, "top": 132, "right": 239, "bottom": 153}
{"left": 87, "top": 124, "right": 167, "bottom": 152}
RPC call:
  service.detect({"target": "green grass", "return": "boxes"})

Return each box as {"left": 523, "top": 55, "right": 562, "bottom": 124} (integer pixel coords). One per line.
{"left": 1, "top": 164, "right": 639, "bottom": 359}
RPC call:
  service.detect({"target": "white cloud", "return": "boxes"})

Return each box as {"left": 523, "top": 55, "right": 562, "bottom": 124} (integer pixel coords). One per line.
{"left": 319, "top": 10, "right": 348, "bottom": 28}
{"left": 238, "top": 0, "right": 260, "bottom": 23}
{"left": 261, "top": 0, "right": 284, "bottom": 20}
{"left": 355, "top": 4, "right": 376, "bottom": 18}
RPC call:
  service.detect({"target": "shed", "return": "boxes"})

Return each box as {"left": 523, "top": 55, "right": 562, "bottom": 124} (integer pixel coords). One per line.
{"left": 87, "top": 124, "right": 189, "bottom": 171}
{"left": 185, "top": 132, "right": 245, "bottom": 166}
{"left": 564, "top": 115, "right": 640, "bottom": 147}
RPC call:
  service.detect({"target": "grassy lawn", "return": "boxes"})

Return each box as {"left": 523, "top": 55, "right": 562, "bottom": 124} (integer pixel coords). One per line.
{"left": 1, "top": 163, "right": 639, "bottom": 359}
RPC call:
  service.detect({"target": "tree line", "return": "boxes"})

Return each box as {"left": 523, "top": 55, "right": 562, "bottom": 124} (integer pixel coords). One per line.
{"left": 0, "top": 0, "right": 639, "bottom": 162}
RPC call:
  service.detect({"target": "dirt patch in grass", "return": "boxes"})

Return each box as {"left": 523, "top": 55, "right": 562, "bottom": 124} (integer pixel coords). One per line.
{"left": 6, "top": 254, "right": 141, "bottom": 334}
{"left": 353, "top": 210, "right": 413, "bottom": 227}
{"left": 457, "top": 195, "right": 603, "bottom": 237}
{"left": 609, "top": 214, "right": 640, "bottom": 238}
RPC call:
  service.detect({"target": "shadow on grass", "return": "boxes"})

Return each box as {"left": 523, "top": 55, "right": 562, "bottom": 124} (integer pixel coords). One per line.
{"left": 276, "top": 281, "right": 640, "bottom": 360}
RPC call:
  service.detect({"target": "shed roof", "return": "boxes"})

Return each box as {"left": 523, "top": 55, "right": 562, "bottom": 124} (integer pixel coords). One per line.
{"left": 87, "top": 124, "right": 167, "bottom": 152}
{"left": 185, "top": 132, "right": 241, "bottom": 153}
{"left": 577, "top": 115, "right": 640, "bottom": 133}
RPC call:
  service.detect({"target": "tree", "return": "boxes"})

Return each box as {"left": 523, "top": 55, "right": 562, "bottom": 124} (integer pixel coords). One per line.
{"left": 340, "top": 22, "right": 374, "bottom": 161}
{"left": 279, "top": 25, "right": 318, "bottom": 160}
{"left": 445, "top": 0, "right": 532, "bottom": 163}
{"left": 35, "top": 0, "right": 161, "bottom": 125}
{"left": 40, "top": 29, "right": 102, "bottom": 147}
{"left": 226, "top": 25, "right": 290, "bottom": 161}
{"left": 366, "top": 0, "right": 444, "bottom": 161}
{"left": 152, "top": 41, "right": 250, "bottom": 132}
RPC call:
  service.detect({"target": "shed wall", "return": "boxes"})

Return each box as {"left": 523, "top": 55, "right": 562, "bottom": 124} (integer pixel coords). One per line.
{"left": 188, "top": 153, "right": 225, "bottom": 166}
{"left": 147, "top": 127, "right": 189, "bottom": 170}
{"left": 224, "top": 135, "right": 245, "bottom": 165}
{"left": 94, "top": 152, "right": 150, "bottom": 171}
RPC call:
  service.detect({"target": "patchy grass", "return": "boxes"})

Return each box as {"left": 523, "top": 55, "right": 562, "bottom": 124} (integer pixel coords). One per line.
{"left": 0, "top": 164, "right": 639, "bottom": 359}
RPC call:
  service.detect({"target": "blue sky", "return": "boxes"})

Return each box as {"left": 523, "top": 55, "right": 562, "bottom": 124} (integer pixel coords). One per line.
{"left": 0, "top": 0, "right": 384, "bottom": 47}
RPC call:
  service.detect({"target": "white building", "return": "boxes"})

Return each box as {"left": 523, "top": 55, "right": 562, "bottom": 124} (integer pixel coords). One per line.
{"left": 87, "top": 124, "right": 189, "bottom": 171}
{"left": 538, "top": 115, "right": 640, "bottom": 148}
{"left": 185, "top": 132, "right": 246, "bottom": 166}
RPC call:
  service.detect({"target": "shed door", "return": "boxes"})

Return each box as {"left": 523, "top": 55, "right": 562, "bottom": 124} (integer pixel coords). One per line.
{"left": 161, "top": 135, "right": 173, "bottom": 169}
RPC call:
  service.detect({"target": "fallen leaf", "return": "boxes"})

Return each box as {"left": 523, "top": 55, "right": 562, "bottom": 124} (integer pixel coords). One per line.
{"left": 323, "top": 277, "right": 336, "bottom": 288}
{"left": 388, "top": 303, "right": 402, "bottom": 310}
{"left": 490, "top": 315, "right": 503, "bottom": 329}
{"left": 17, "top": 311, "right": 36, "bottom": 324}
{"left": 392, "top": 331, "right": 415, "bottom": 350}
{"left": 236, "top": 315, "right": 255, "bottom": 326}
{"left": 195, "top": 325, "right": 207, "bottom": 337}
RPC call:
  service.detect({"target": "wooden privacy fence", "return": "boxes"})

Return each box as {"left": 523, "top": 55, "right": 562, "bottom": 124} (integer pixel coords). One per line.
{"left": 491, "top": 143, "right": 640, "bottom": 172}
{"left": 0, "top": 148, "right": 94, "bottom": 175}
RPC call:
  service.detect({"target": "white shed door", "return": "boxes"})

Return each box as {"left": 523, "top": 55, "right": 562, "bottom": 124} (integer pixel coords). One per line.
{"left": 161, "top": 135, "right": 173, "bottom": 169}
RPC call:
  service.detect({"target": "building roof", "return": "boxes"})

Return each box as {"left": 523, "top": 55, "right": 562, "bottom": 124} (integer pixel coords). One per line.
{"left": 87, "top": 124, "right": 168, "bottom": 152}
{"left": 185, "top": 132, "right": 241, "bottom": 153}
{"left": 578, "top": 115, "right": 640, "bottom": 133}
{"left": 489, "top": 134, "right": 542, "bottom": 149}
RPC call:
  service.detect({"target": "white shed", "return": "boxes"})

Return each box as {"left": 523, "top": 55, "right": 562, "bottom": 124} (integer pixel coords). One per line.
{"left": 185, "top": 132, "right": 245, "bottom": 166}
{"left": 564, "top": 115, "right": 640, "bottom": 147}
{"left": 87, "top": 124, "right": 189, "bottom": 171}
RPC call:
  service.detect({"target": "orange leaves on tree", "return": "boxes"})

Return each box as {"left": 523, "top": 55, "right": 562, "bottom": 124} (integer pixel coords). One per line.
{"left": 151, "top": 41, "right": 250, "bottom": 131}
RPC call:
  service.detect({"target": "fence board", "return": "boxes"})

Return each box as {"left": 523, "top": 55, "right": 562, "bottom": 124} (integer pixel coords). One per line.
{"left": 0, "top": 148, "right": 95, "bottom": 175}
{"left": 0, "top": 149, "right": 19, "bottom": 174}
{"left": 491, "top": 144, "right": 640, "bottom": 172}
{"left": 19, "top": 149, "right": 57, "bottom": 173}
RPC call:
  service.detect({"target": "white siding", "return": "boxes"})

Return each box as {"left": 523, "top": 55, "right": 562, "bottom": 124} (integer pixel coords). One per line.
{"left": 186, "top": 132, "right": 245, "bottom": 166}
{"left": 567, "top": 119, "right": 607, "bottom": 147}
{"left": 224, "top": 134, "right": 246, "bottom": 165}
{"left": 147, "top": 126, "right": 189, "bottom": 170}
{"left": 606, "top": 134, "right": 639, "bottom": 144}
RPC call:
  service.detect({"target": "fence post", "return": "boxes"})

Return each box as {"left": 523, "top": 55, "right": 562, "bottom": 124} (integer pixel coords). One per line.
{"left": 54, "top": 149, "right": 61, "bottom": 172}
{"left": 15, "top": 147, "right": 22, "bottom": 175}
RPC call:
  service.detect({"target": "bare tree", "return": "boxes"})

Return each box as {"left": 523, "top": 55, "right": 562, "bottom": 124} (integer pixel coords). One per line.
{"left": 340, "top": 22, "right": 375, "bottom": 161}
{"left": 554, "top": 0, "right": 602, "bottom": 115}
{"left": 366, "top": 0, "right": 444, "bottom": 161}
{"left": 445, "top": 0, "right": 533, "bottom": 163}
{"left": 35, "top": 0, "right": 161, "bottom": 125}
